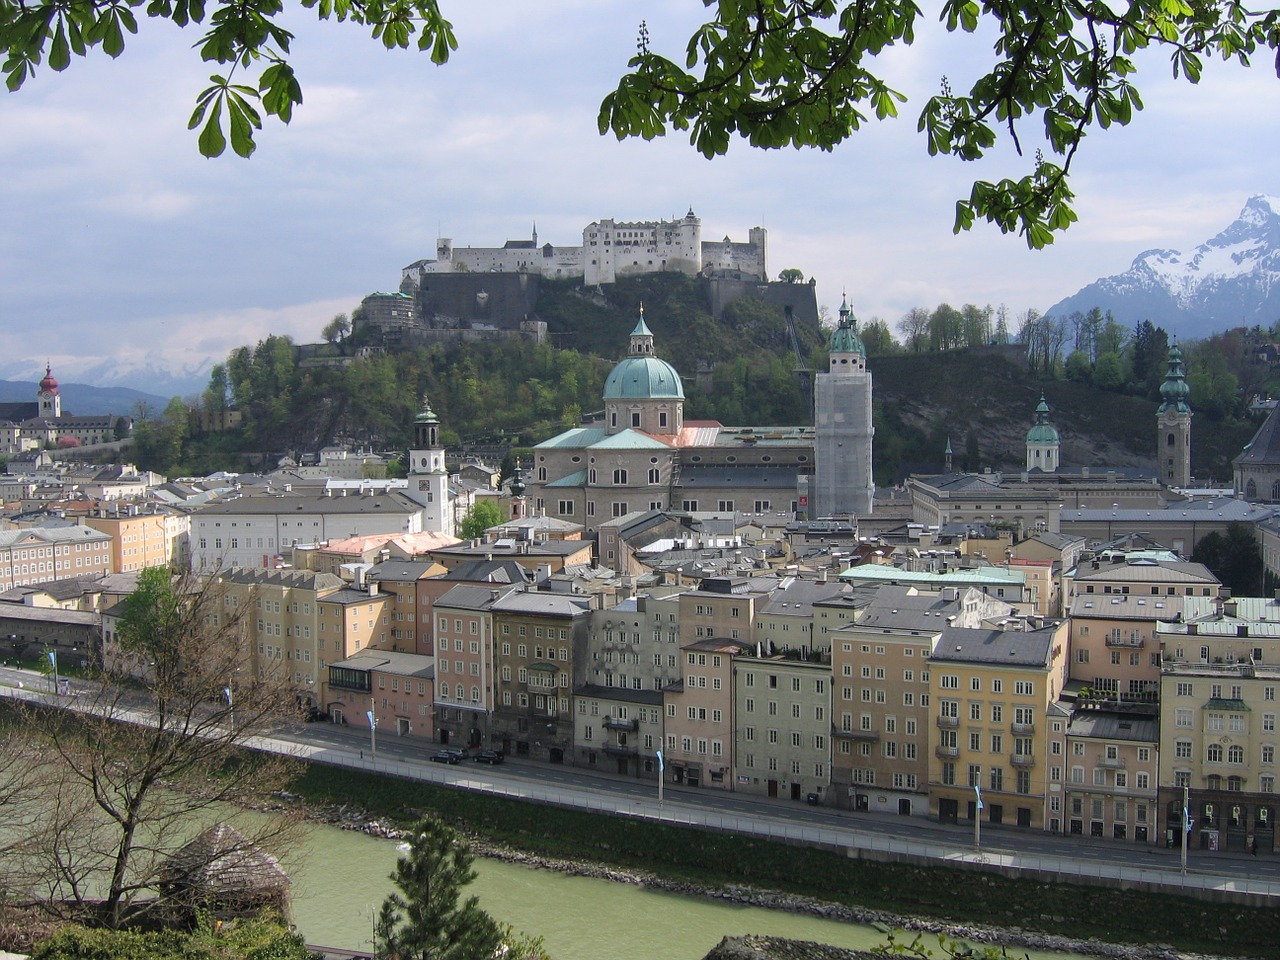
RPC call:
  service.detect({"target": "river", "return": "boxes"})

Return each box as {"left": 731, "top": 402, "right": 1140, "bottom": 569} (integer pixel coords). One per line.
{"left": 288, "top": 823, "right": 1091, "bottom": 960}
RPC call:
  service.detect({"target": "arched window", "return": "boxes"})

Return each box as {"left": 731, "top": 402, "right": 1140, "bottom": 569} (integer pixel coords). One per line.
{"left": 1271, "top": 480, "right": 1280, "bottom": 502}
{"left": 1229, "top": 745, "right": 1245, "bottom": 764}
{"left": 1167, "top": 432, "right": 1175, "bottom": 446}
{"left": 1208, "top": 743, "right": 1224, "bottom": 763}
{"left": 1247, "top": 479, "right": 1258, "bottom": 499}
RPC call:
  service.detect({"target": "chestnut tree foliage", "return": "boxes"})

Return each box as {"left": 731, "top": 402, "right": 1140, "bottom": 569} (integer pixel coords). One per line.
{"left": 3, "top": 0, "right": 1279, "bottom": 243}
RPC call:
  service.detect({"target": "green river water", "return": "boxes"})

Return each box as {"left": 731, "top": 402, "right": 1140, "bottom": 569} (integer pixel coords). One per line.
{"left": 289, "top": 824, "right": 1091, "bottom": 960}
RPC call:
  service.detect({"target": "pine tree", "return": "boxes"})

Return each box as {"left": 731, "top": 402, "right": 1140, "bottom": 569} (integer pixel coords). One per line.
{"left": 374, "top": 818, "right": 504, "bottom": 960}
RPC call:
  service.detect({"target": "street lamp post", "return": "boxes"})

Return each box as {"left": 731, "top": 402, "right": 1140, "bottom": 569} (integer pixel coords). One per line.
{"left": 974, "top": 784, "right": 983, "bottom": 852}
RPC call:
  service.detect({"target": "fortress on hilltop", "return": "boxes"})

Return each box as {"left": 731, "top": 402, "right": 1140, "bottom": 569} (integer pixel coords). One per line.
{"left": 356, "top": 212, "right": 800, "bottom": 348}
{"left": 399, "top": 211, "right": 767, "bottom": 289}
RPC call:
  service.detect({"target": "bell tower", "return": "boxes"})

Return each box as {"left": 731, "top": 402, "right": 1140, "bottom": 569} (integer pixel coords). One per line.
{"left": 1157, "top": 343, "right": 1193, "bottom": 488}
{"left": 407, "top": 395, "right": 452, "bottom": 534}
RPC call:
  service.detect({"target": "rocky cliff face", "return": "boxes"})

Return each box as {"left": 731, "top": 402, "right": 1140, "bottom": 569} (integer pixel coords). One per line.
{"left": 1047, "top": 196, "right": 1280, "bottom": 336}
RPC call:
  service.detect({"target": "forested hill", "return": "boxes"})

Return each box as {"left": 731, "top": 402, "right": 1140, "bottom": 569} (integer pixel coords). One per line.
{"left": 870, "top": 347, "right": 1256, "bottom": 485}
{"left": 130, "top": 275, "right": 1259, "bottom": 487}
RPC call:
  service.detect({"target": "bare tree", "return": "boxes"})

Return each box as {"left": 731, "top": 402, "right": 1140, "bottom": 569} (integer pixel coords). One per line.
{"left": 897, "top": 307, "right": 930, "bottom": 354}
{"left": 14, "top": 568, "right": 307, "bottom": 929}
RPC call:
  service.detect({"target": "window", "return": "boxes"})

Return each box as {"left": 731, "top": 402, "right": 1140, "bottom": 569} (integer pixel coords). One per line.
{"left": 612, "top": 469, "right": 628, "bottom": 485}
{"left": 941, "top": 675, "right": 959, "bottom": 689}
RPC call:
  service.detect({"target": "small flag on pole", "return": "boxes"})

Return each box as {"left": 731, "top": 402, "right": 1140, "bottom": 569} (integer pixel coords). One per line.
{"left": 224, "top": 687, "right": 233, "bottom": 704}
{"left": 366, "top": 710, "right": 375, "bottom": 726}
{"left": 656, "top": 749, "right": 665, "bottom": 773}
{"left": 47, "top": 650, "right": 57, "bottom": 670}
{"left": 974, "top": 785, "right": 984, "bottom": 811}
{"left": 1185, "top": 807, "right": 1193, "bottom": 831}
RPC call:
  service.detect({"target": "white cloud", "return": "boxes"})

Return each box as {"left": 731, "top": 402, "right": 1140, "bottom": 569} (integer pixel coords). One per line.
{"left": 2, "top": 3, "right": 1278, "bottom": 386}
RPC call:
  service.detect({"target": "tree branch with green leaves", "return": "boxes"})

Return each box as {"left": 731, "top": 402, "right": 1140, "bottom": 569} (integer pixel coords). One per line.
{"left": 600, "top": 0, "right": 1280, "bottom": 247}
{"left": 3, "top": 0, "right": 1279, "bottom": 243}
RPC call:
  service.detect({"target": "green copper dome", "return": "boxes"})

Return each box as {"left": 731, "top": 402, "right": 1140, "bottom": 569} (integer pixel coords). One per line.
{"left": 1158, "top": 343, "right": 1192, "bottom": 414}
{"left": 603, "top": 314, "right": 685, "bottom": 400}
{"left": 1026, "top": 396, "right": 1059, "bottom": 443}
{"left": 829, "top": 294, "right": 866, "bottom": 355}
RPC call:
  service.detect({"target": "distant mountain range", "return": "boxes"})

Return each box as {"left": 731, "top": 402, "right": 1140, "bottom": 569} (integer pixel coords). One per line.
{"left": 0, "top": 358, "right": 211, "bottom": 400}
{"left": 0, "top": 379, "right": 171, "bottom": 417}
{"left": 1046, "top": 195, "right": 1280, "bottom": 337}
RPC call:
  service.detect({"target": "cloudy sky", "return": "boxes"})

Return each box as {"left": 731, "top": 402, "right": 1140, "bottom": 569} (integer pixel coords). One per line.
{"left": 2, "top": 1, "right": 1278, "bottom": 396}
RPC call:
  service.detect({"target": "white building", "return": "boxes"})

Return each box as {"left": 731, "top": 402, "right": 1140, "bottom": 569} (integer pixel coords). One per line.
{"left": 400, "top": 211, "right": 767, "bottom": 288}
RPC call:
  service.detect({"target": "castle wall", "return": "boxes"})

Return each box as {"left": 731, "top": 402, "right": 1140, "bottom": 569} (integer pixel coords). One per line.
{"left": 399, "top": 215, "right": 767, "bottom": 289}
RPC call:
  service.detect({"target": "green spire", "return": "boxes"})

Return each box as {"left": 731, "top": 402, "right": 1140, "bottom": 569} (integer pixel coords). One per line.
{"left": 1158, "top": 342, "right": 1192, "bottom": 414}
{"left": 828, "top": 289, "right": 865, "bottom": 356}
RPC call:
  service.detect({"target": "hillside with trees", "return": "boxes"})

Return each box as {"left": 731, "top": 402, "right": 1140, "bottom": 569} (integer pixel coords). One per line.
{"left": 127, "top": 276, "right": 1270, "bottom": 489}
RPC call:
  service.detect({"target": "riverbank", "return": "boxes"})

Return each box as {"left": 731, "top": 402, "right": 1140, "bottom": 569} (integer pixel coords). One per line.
{"left": 296, "top": 790, "right": 1228, "bottom": 960}
{"left": 286, "top": 761, "right": 1275, "bottom": 959}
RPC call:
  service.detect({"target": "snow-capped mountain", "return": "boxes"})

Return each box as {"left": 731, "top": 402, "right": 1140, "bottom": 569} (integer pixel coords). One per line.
{"left": 0, "top": 355, "right": 212, "bottom": 400}
{"left": 1046, "top": 195, "right": 1280, "bottom": 337}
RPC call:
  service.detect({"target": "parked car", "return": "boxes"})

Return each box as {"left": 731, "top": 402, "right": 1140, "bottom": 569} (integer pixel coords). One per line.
{"left": 473, "top": 749, "right": 504, "bottom": 765}
{"left": 430, "top": 747, "right": 467, "bottom": 764}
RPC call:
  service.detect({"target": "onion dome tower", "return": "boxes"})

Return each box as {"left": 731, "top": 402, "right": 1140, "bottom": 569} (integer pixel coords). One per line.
{"left": 1025, "top": 396, "right": 1060, "bottom": 472}
{"left": 37, "top": 362, "right": 61, "bottom": 419}
{"left": 1157, "top": 342, "right": 1193, "bottom": 488}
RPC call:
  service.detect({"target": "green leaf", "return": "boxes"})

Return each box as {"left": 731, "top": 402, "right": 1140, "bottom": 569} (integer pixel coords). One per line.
{"left": 49, "top": 20, "right": 71, "bottom": 72}
{"left": 198, "top": 97, "right": 227, "bottom": 157}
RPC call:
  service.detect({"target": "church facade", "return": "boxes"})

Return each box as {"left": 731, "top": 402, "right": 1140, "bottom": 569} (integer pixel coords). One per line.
{"left": 0, "top": 365, "right": 129, "bottom": 453}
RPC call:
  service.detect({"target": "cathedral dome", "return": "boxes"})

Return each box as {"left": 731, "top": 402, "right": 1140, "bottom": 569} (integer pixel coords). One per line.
{"left": 39, "top": 363, "right": 59, "bottom": 394}
{"left": 602, "top": 314, "right": 685, "bottom": 401}
{"left": 602, "top": 356, "right": 685, "bottom": 400}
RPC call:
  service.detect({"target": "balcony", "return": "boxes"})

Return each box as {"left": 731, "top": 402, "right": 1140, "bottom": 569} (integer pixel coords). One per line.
{"left": 936, "top": 714, "right": 959, "bottom": 729}
{"left": 603, "top": 716, "right": 639, "bottom": 732}
{"left": 1105, "top": 635, "right": 1145, "bottom": 649}
{"left": 1012, "top": 722, "right": 1035, "bottom": 735}
{"left": 1010, "top": 753, "right": 1035, "bottom": 768}
{"left": 1099, "top": 755, "right": 1126, "bottom": 769}
{"left": 834, "top": 727, "right": 880, "bottom": 741}
{"left": 936, "top": 745, "right": 960, "bottom": 759}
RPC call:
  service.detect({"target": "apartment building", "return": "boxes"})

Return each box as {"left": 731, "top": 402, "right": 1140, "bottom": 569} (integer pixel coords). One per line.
{"left": 1068, "top": 593, "right": 1178, "bottom": 697}
{"left": 829, "top": 585, "right": 1015, "bottom": 815}
{"left": 733, "top": 654, "right": 832, "bottom": 801}
{"left": 1065, "top": 552, "right": 1219, "bottom": 607}
{"left": 1157, "top": 595, "right": 1280, "bottom": 853}
{"left": 752, "top": 576, "right": 852, "bottom": 657}
{"left": 82, "top": 504, "right": 188, "bottom": 573}
{"left": 490, "top": 590, "right": 593, "bottom": 762}
{"left": 663, "top": 637, "right": 750, "bottom": 789}
{"left": 431, "top": 583, "right": 519, "bottom": 749}
{"left": 367, "top": 560, "right": 445, "bottom": 655}
{"left": 573, "top": 684, "right": 663, "bottom": 777}
{"left": 215, "top": 568, "right": 382, "bottom": 709}
{"left": 0, "top": 525, "right": 113, "bottom": 589}
{"left": 679, "top": 577, "right": 775, "bottom": 646}
{"left": 588, "top": 590, "right": 685, "bottom": 694}
{"left": 1060, "top": 698, "right": 1160, "bottom": 843}
{"left": 329, "top": 649, "right": 436, "bottom": 740}
{"left": 927, "top": 621, "right": 1070, "bottom": 830}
